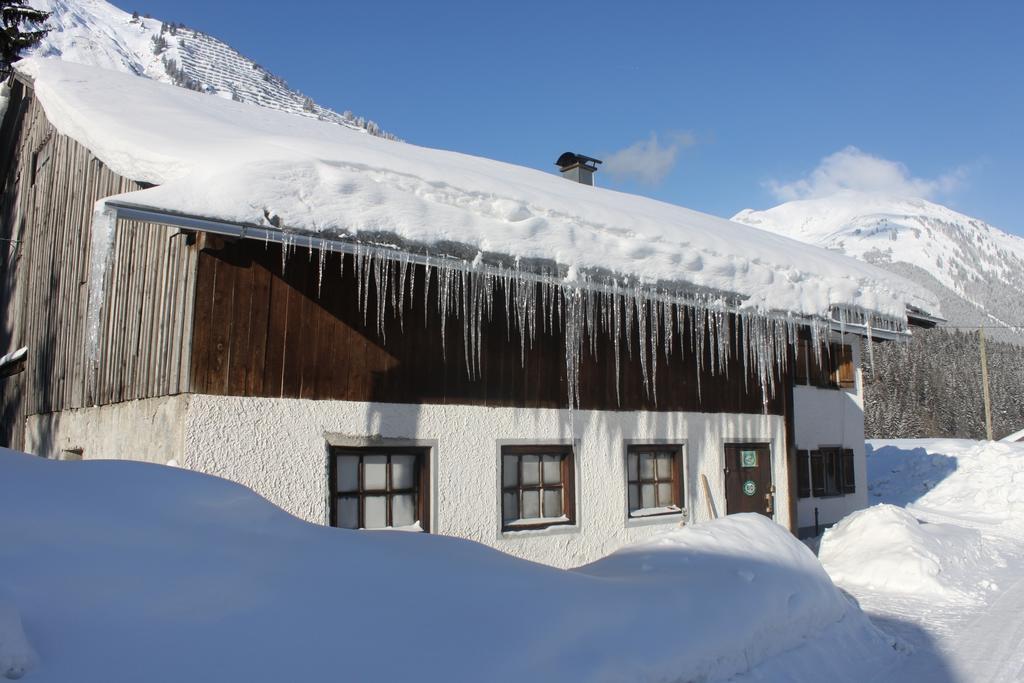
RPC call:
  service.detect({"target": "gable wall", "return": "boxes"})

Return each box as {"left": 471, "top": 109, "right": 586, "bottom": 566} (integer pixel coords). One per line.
{"left": 0, "top": 82, "right": 198, "bottom": 448}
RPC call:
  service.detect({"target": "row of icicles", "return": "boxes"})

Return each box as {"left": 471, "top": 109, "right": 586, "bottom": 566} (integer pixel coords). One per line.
{"left": 273, "top": 234, "right": 896, "bottom": 411}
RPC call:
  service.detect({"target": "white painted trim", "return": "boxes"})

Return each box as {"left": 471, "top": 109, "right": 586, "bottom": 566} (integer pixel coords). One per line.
{"left": 494, "top": 438, "right": 580, "bottom": 541}
{"left": 621, "top": 439, "right": 689, "bottom": 529}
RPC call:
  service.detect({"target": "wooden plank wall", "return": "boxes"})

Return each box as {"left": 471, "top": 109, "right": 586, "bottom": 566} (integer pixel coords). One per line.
{"left": 192, "top": 236, "right": 788, "bottom": 415}
{"left": 0, "top": 82, "right": 198, "bottom": 438}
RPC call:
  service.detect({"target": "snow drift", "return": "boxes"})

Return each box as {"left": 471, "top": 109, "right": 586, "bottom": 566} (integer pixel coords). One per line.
{"left": 0, "top": 448, "right": 897, "bottom": 682}
{"left": 819, "top": 504, "right": 999, "bottom": 602}
{"left": 820, "top": 439, "right": 1024, "bottom": 604}
{"left": 867, "top": 438, "right": 1024, "bottom": 529}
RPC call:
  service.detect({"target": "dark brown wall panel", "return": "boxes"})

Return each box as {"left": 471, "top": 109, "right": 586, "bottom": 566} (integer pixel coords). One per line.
{"left": 191, "top": 237, "right": 786, "bottom": 415}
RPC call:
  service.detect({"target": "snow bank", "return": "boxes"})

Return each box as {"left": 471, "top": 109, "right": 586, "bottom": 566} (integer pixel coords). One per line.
{"left": 0, "top": 448, "right": 898, "bottom": 682}
{"left": 867, "top": 438, "right": 1024, "bottom": 528}
{"left": 0, "top": 589, "right": 35, "bottom": 680}
{"left": 12, "top": 57, "right": 933, "bottom": 323}
{"left": 819, "top": 504, "right": 1000, "bottom": 601}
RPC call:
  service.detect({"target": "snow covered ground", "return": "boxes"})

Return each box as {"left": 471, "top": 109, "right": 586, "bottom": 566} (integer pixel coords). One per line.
{"left": 4, "top": 440, "right": 1021, "bottom": 681}
{"left": 0, "top": 447, "right": 903, "bottom": 682}
{"left": 820, "top": 438, "right": 1024, "bottom": 682}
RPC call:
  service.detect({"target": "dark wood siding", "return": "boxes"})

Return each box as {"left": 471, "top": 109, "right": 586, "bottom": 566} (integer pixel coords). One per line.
{"left": 190, "top": 236, "right": 788, "bottom": 414}
{"left": 0, "top": 81, "right": 198, "bottom": 445}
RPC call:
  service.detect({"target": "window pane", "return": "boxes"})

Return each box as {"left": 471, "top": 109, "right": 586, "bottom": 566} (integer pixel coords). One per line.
{"left": 543, "top": 489, "right": 563, "bottom": 518}
{"left": 337, "top": 456, "right": 359, "bottom": 493}
{"left": 391, "top": 455, "right": 416, "bottom": 490}
{"left": 364, "top": 455, "right": 388, "bottom": 490}
{"left": 542, "top": 455, "right": 562, "bottom": 485}
{"left": 627, "top": 453, "right": 638, "bottom": 481}
{"left": 656, "top": 453, "right": 673, "bottom": 479}
{"left": 502, "top": 492, "right": 519, "bottom": 523}
{"left": 657, "top": 483, "right": 673, "bottom": 507}
{"left": 640, "top": 453, "right": 655, "bottom": 479}
{"left": 364, "top": 495, "right": 387, "bottom": 528}
{"left": 522, "top": 489, "right": 540, "bottom": 519}
{"left": 502, "top": 455, "right": 519, "bottom": 488}
{"left": 628, "top": 484, "right": 639, "bottom": 511}
{"left": 521, "top": 455, "right": 540, "bottom": 486}
{"left": 337, "top": 496, "right": 359, "bottom": 529}
{"left": 641, "top": 483, "right": 656, "bottom": 509}
{"left": 392, "top": 493, "right": 416, "bottom": 527}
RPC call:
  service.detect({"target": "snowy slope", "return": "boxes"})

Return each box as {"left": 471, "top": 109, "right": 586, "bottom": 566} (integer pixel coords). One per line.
{"left": 733, "top": 192, "right": 1024, "bottom": 343}
{"left": 0, "top": 448, "right": 899, "bottom": 682}
{"left": 24, "top": 0, "right": 397, "bottom": 139}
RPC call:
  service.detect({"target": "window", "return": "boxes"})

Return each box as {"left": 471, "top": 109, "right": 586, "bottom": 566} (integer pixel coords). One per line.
{"left": 809, "top": 447, "right": 856, "bottom": 498}
{"left": 329, "top": 447, "right": 430, "bottom": 532}
{"left": 501, "top": 445, "right": 575, "bottom": 530}
{"left": 626, "top": 445, "right": 684, "bottom": 518}
{"left": 794, "top": 337, "right": 854, "bottom": 390}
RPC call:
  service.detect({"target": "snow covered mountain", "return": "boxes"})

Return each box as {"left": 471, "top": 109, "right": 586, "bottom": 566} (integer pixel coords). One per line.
{"left": 24, "top": 0, "right": 397, "bottom": 140}
{"left": 734, "top": 192, "right": 1024, "bottom": 344}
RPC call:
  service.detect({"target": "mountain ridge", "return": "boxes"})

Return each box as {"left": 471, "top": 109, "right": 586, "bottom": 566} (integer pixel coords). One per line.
{"left": 25, "top": 0, "right": 398, "bottom": 141}
{"left": 733, "top": 191, "right": 1024, "bottom": 345}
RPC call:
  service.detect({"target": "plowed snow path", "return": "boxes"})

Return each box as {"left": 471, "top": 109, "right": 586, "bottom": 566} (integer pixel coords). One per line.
{"left": 846, "top": 536, "right": 1024, "bottom": 682}
{"left": 948, "top": 568, "right": 1024, "bottom": 682}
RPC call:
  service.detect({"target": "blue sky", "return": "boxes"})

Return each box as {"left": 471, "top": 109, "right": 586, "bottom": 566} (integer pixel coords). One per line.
{"left": 135, "top": 0, "right": 1024, "bottom": 235}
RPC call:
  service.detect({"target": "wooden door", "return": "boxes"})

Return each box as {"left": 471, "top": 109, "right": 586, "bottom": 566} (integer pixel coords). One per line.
{"left": 724, "top": 443, "right": 774, "bottom": 517}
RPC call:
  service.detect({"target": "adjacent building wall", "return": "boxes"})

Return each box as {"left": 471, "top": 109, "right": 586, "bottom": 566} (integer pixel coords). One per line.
{"left": 181, "top": 395, "right": 789, "bottom": 568}
{"left": 794, "top": 340, "right": 868, "bottom": 536}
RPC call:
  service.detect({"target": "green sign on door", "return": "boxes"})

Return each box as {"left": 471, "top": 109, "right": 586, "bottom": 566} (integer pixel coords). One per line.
{"left": 740, "top": 449, "right": 758, "bottom": 468}
{"left": 743, "top": 480, "right": 757, "bottom": 496}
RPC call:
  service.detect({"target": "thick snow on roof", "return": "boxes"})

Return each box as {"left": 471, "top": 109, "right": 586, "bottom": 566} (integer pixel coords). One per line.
{"left": 17, "top": 57, "right": 935, "bottom": 322}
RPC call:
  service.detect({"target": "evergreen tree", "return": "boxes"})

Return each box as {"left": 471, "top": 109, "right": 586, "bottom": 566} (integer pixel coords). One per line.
{"left": 0, "top": 0, "right": 49, "bottom": 77}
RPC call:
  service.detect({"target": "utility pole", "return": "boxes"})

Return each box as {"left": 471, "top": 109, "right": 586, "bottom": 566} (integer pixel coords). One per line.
{"left": 979, "top": 328, "right": 993, "bottom": 440}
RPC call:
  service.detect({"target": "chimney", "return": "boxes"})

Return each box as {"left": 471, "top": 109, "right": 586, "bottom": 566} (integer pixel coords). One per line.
{"left": 555, "top": 152, "right": 602, "bottom": 186}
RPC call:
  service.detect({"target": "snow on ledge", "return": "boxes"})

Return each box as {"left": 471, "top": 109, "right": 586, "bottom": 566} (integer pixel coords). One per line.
{"left": 14, "top": 57, "right": 936, "bottom": 323}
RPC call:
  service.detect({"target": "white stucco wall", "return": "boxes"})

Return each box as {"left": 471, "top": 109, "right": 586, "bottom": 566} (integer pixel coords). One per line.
{"left": 794, "top": 340, "right": 868, "bottom": 535}
{"left": 180, "top": 395, "right": 789, "bottom": 568}
{"left": 24, "top": 395, "right": 189, "bottom": 463}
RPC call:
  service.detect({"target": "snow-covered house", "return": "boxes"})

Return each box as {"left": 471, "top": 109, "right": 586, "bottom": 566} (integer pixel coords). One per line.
{"left": 0, "top": 59, "right": 939, "bottom": 565}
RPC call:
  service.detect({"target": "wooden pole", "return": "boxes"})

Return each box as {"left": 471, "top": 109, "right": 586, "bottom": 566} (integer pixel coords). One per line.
{"left": 979, "top": 328, "right": 993, "bottom": 441}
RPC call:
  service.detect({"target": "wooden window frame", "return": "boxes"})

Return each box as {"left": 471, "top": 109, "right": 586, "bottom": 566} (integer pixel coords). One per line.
{"left": 500, "top": 445, "right": 576, "bottom": 531}
{"left": 810, "top": 447, "right": 844, "bottom": 498}
{"left": 625, "top": 444, "right": 685, "bottom": 519}
{"left": 328, "top": 446, "right": 431, "bottom": 532}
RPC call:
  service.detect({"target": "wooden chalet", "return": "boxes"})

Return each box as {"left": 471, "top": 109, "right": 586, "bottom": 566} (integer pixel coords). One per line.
{"left": 0, "top": 59, "right": 939, "bottom": 565}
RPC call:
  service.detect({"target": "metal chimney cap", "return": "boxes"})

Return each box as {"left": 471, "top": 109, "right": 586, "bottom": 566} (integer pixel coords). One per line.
{"left": 555, "top": 152, "right": 602, "bottom": 170}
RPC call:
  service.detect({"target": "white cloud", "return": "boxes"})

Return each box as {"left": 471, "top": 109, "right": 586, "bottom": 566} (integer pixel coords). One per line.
{"left": 766, "top": 146, "right": 968, "bottom": 201}
{"left": 603, "top": 132, "right": 696, "bottom": 185}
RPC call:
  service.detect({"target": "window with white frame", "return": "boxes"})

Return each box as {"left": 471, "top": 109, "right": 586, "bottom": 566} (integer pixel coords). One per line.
{"left": 500, "top": 445, "right": 575, "bottom": 531}
{"left": 329, "top": 447, "right": 430, "bottom": 532}
{"left": 626, "top": 445, "right": 685, "bottom": 518}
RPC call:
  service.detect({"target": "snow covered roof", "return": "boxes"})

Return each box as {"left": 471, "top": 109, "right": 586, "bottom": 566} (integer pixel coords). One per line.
{"left": 15, "top": 57, "right": 938, "bottom": 326}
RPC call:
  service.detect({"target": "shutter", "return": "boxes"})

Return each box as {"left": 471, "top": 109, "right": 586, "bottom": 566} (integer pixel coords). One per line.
{"left": 795, "top": 339, "right": 809, "bottom": 385}
{"left": 841, "top": 448, "right": 856, "bottom": 494}
{"left": 797, "top": 449, "right": 810, "bottom": 498}
{"left": 838, "top": 344, "right": 856, "bottom": 389}
{"left": 810, "top": 450, "right": 824, "bottom": 498}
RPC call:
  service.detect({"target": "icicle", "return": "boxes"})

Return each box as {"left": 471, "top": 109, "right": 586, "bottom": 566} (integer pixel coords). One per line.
{"left": 85, "top": 205, "right": 118, "bottom": 376}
